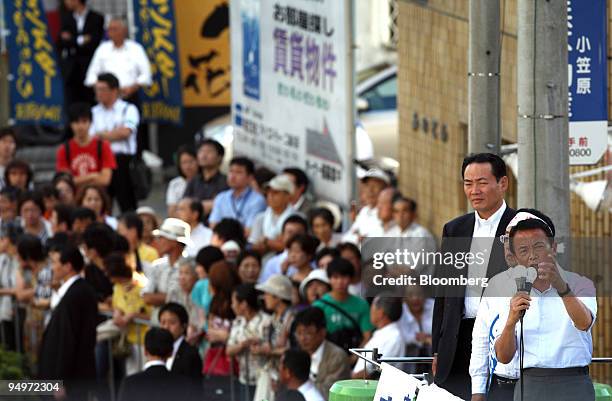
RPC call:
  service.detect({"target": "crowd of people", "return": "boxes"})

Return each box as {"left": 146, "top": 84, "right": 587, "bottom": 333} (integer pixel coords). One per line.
{"left": 0, "top": 1, "right": 597, "bottom": 401}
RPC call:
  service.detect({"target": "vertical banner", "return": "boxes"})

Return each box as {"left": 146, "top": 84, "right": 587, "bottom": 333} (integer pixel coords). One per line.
{"left": 230, "top": 0, "right": 353, "bottom": 206}
{"left": 567, "top": 0, "right": 608, "bottom": 165}
{"left": 133, "top": 0, "right": 183, "bottom": 124}
{"left": 4, "top": 0, "right": 64, "bottom": 125}
{"left": 175, "top": 1, "right": 230, "bottom": 107}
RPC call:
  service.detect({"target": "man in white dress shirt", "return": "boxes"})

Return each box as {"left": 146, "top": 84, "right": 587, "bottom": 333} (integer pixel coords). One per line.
{"left": 494, "top": 211, "right": 596, "bottom": 401}
{"left": 352, "top": 295, "right": 406, "bottom": 378}
{"left": 90, "top": 72, "right": 140, "bottom": 212}
{"left": 279, "top": 349, "right": 325, "bottom": 401}
{"left": 85, "top": 17, "right": 152, "bottom": 100}
{"left": 176, "top": 197, "right": 212, "bottom": 257}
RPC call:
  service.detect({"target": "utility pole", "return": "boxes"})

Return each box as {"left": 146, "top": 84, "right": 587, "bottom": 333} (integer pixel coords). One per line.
{"left": 468, "top": 0, "right": 500, "bottom": 155}
{"left": 517, "top": 0, "right": 570, "bottom": 241}
{"left": 0, "top": 0, "right": 9, "bottom": 127}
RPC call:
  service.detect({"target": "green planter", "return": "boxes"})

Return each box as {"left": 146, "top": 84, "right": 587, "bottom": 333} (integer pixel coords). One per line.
{"left": 595, "top": 382, "right": 612, "bottom": 401}
{"left": 329, "top": 379, "right": 378, "bottom": 401}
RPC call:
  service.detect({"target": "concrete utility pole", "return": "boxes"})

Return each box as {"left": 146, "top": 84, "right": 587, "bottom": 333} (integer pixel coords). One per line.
{"left": 468, "top": 0, "right": 501, "bottom": 155}
{"left": 517, "top": 0, "right": 570, "bottom": 240}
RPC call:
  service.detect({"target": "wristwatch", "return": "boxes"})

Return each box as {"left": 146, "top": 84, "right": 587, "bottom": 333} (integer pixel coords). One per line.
{"left": 558, "top": 282, "right": 571, "bottom": 297}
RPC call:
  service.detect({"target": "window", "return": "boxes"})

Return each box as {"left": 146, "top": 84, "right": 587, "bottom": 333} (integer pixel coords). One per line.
{"left": 360, "top": 75, "right": 397, "bottom": 111}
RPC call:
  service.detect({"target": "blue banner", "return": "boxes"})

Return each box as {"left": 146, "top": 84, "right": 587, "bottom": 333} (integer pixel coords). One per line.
{"left": 568, "top": 0, "right": 607, "bottom": 122}
{"left": 133, "top": 0, "right": 183, "bottom": 124}
{"left": 4, "top": 0, "right": 64, "bottom": 125}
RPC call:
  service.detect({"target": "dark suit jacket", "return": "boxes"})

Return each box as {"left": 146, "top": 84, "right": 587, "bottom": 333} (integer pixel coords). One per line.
{"left": 118, "top": 364, "right": 201, "bottom": 401}
{"left": 315, "top": 340, "right": 351, "bottom": 400}
{"left": 171, "top": 339, "right": 203, "bottom": 380}
{"left": 57, "top": 9, "right": 104, "bottom": 83}
{"left": 431, "top": 206, "right": 516, "bottom": 383}
{"left": 38, "top": 278, "right": 98, "bottom": 395}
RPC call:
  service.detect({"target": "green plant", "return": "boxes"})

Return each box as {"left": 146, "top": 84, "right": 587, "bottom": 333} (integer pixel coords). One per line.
{"left": 0, "top": 347, "right": 26, "bottom": 379}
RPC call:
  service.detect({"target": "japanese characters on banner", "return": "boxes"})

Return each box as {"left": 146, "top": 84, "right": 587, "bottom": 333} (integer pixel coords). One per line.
{"left": 133, "top": 0, "right": 183, "bottom": 124}
{"left": 373, "top": 363, "right": 422, "bottom": 401}
{"left": 175, "top": 1, "right": 230, "bottom": 107}
{"left": 230, "top": 0, "right": 353, "bottom": 206}
{"left": 567, "top": 0, "right": 608, "bottom": 165}
{"left": 4, "top": 0, "right": 64, "bottom": 125}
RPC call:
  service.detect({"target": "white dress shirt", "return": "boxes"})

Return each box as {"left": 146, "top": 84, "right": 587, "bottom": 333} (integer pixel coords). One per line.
{"left": 298, "top": 380, "right": 325, "bottom": 401}
{"left": 309, "top": 342, "right": 325, "bottom": 381}
{"left": 166, "top": 336, "right": 184, "bottom": 370}
{"left": 353, "top": 322, "right": 405, "bottom": 374}
{"left": 399, "top": 299, "right": 434, "bottom": 346}
{"left": 464, "top": 201, "right": 507, "bottom": 319}
{"left": 90, "top": 99, "right": 140, "bottom": 155}
{"left": 470, "top": 269, "right": 520, "bottom": 395}
{"left": 249, "top": 205, "right": 295, "bottom": 243}
{"left": 368, "top": 221, "right": 398, "bottom": 238}
{"left": 493, "top": 267, "right": 596, "bottom": 370}
{"left": 143, "top": 360, "right": 168, "bottom": 371}
{"left": 50, "top": 274, "right": 80, "bottom": 310}
{"left": 185, "top": 223, "right": 212, "bottom": 257}
{"left": 74, "top": 9, "right": 88, "bottom": 45}
{"left": 257, "top": 250, "right": 299, "bottom": 284}
{"left": 386, "top": 222, "right": 434, "bottom": 239}
{"left": 342, "top": 205, "right": 382, "bottom": 244}
{"left": 85, "top": 39, "right": 152, "bottom": 88}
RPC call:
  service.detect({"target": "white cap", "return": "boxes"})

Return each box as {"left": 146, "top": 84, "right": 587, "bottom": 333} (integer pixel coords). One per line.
{"left": 361, "top": 168, "right": 390, "bottom": 185}
{"left": 265, "top": 174, "right": 296, "bottom": 194}
{"left": 152, "top": 218, "right": 191, "bottom": 246}
{"left": 299, "top": 269, "right": 330, "bottom": 298}
{"left": 256, "top": 274, "right": 293, "bottom": 301}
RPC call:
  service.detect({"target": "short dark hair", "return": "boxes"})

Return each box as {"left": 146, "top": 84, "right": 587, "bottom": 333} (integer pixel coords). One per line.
{"left": 0, "top": 126, "right": 16, "bottom": 143}
{"left": 97, "top": 73, "right": 120, "bottom": 90}
{"left": 144, "top": 328, "right": 174, "bottom": 359}
{"left": 104, "top": 252, "right": 133, "bottom": 279}
{"left": 113, "top": 234, "right": 130, "bottom": 254}
{"left": 6, "top": 160, "right": 33, "bottom": 189}
{"left": 53, "top": 204, "right": 74, "bottom": 230}
{"left": 294, "top": 306, "right": 326, "bottom": 330}
{"left": 159, "top": 302, "right": 189, "bottom": 327}
{"left": 83, "top": 222, "right": 115, "bottom": 258}
{"left": 254, "top": 166, "right": 275, "bottom": 190}
{"left": 393, "top": 196, "right": 417, "bottom": 212}
{"left": 197, "top": 139, "right": 225, "bottom": 158}
{"left": 46, "top": 233, "right": 70, "bottom": 254}
{"left": 0, "top": 186, "right": 20, "bottom": 203}
{"left": 282, "top": 215, "right": 308, "bottom": 233}
{"left": 67, "top": 102, "right": 92, "bottom": 123}
{"left": 277, "top": 390, "right": 307, "bottom": 401}
{"left": 308, "top": 207, "right": 334, "bottom": 228}
{"left": 287, "top": 234, "right": 319, "bottom": 258}
{"left": 233, "top": 283, "right": 260, "bottom": 311}
{"left": 52, "top": 172, "right": 76, "bottom": 192}
{"left": 283, "top": 167, "right": 309, "bottom": 192}
{"left": 315, "top": 247, "right": 340, "bottom": 265}
{"left": 461, "top": 153, "right": 507, "bottom": 182}
{"left": 120, "top": 212, "right": 144, "bottom": 239}
{"left": 212, "top": 218, "right": 245, "bottom": 247}
{"left": 509, "top": 209, "right": 555, "bottom": 254}
{"left": 230, "top": 157, "right": 255, "bottom": 175}
{"left": 373, "top": 296, "right": 403, "bottom": 322}
{"left": 175, "top": 145, "right": 196, "bottom": 178}
{"left": 187, "top": 198, "right": 204, "bottom": 222}
{"left": 337, "top": 242, "right": 361, "bottom": 261}
{"left": 72, "top": 207, "right": 97, "bottom": 223}
{"left": 60, "top": 244, "right": 85, "bottom": 273}
{"left": 326, "top": 257, "right": 355, "bottom": 279}
{"left": 195, "top": 246, "right": 225, "bottom": 274}
{"left": 236, "top": 249, "right": 261, "bottom": 268}
{"left": 282, "top": 349, "right": 311, "bottom": 383}
{"left": 18, "top": 191, "right": 44, "bottom": 215}
{"left": 0, "top": 221, "right": 23, "bottom": 245}
{"left": 40, "top": 185, "right": 59, "bottom": 200}
{"left": 17, "top": 234, "right": 46, "bottom": 262}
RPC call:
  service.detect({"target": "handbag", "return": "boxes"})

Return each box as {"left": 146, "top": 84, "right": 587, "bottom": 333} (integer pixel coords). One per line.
{"left": 202, "top": 345, "right": 239, "bottom": 377}
{"left": 111, "top": 332, "right": 132, "bottom": 359}
{"left": 129, "top": 156, "right": 152, "bottom": 201}
{"left": 96, "top": 319, "right": 121, "bottom": 342}
{"left": 318, "top": 299, "right": 363, "bottom": 352}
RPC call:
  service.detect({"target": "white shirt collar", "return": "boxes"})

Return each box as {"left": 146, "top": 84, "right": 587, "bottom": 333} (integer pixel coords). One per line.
{"left": 294, "top": 195, "right": 305, "bottom": 210}
{"left": 475, "top": 200, "right": 507, "bottom": 227}
{"left": 310, "top": 341, "right": 325, "bottom": 377}
{"left": 144, "top": 360, "right": 167, "bottom": 371}
{"left": 55, "top": 275, "right": 80, "bottom": 305}
{"left": 166, "top": 336, "right": 184, "bottom": 370}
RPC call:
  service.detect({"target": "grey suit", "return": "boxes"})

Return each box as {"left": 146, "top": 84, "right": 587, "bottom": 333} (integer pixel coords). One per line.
{"left": 314, "top": 340, "right": 351, "bottom": 400}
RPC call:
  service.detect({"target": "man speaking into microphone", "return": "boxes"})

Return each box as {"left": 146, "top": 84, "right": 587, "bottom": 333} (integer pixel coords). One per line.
{"left": 493, "top": 211, "right": 596, "bottom": 401}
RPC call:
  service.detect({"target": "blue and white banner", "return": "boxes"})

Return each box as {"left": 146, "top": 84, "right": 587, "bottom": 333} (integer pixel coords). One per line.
{"left": 4, "top": 0, "right": 64, "bottom": 125}
{"left": 133, "top": 0, "right": 183, "bottom": 124}
{"left": 568, "top": 0, "right": 608, "bottom": 165}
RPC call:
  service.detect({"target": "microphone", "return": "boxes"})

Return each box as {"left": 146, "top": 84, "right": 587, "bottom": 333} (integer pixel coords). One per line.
{"left": 514, "top": 266, "right": 537, "bottom": 318}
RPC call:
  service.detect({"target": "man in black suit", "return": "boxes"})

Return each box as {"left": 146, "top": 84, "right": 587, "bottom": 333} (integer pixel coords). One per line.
{"left": 431, "top": 153, "right": 516, "bottom": 400}
{"left": 118, "top": 328, "right": 201, "bottom": 401}
{"left": 57, "top": 0, "right": 104, "bottom": 105}
{"left": 38, "top": 244, "right": 98, "bottom": 400}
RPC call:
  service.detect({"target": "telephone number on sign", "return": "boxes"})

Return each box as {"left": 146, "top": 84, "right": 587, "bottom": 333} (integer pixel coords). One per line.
{"left": 1, "top": 380, "right": 62, "bottom": 395}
